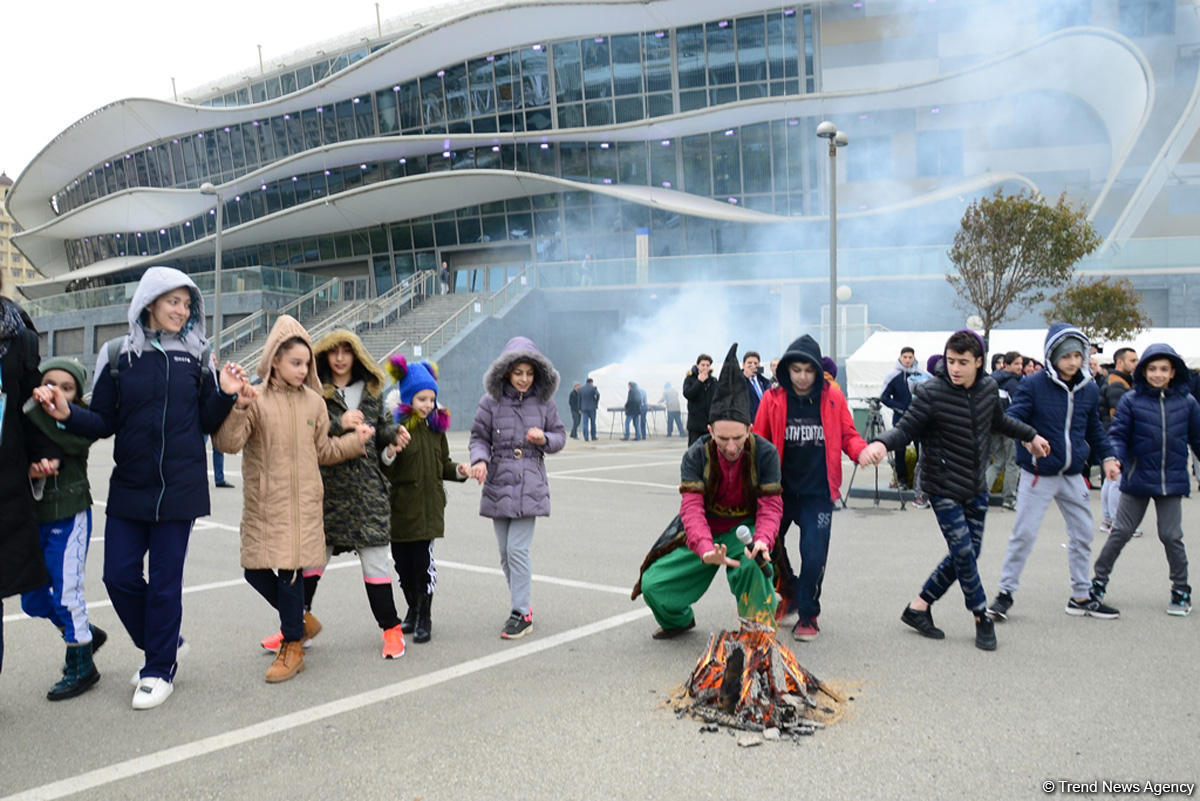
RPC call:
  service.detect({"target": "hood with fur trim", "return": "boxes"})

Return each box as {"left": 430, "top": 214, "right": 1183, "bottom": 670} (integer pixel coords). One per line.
{"left": 312, "top": 328, "right": 387, "bottom": 398}
{"left": 258, "top": 314, "right": 321, "bottom": 393}
{"left": 483, "top": 336, "right": 559, "bottom": 402}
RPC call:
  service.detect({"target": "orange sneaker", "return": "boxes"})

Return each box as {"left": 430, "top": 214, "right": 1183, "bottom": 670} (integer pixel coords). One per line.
{"left": 260, "top": 612, "right": 322, "bottom": 653}
{"left": 381, "top": 624, "right": 406, "bottom": 659}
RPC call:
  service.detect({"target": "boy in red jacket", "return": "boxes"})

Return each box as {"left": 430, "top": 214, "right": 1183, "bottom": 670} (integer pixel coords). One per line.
{"left": 753, "top": 335, "right": 868, "bottom": 641}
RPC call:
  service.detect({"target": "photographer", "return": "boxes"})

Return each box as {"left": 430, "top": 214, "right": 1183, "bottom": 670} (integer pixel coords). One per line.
{"left": 682, "top": 354, "right": 716, "bottom": 446}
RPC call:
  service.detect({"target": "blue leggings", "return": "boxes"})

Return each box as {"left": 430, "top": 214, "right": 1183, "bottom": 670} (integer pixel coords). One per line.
{"left": 921, "top": 493, "right": 989, "bottom": 612}
{"left": 21, "top": 510, "right": 94, "bottom": 643}
{"left": 772, "top": 495, "right": 835, "bottom": 619}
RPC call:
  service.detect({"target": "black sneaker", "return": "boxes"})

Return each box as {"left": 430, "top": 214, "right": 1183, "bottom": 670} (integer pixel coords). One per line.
{"left": 900, "top": 605, "right": 945, "bottom": 640}
{"left": 651, "top": 620, "right": 696, "bottom": 640}
{"left": 500, "top": 610, "right": 533, "bottom": 639}
{"left": 974, "top": 614, "right": 997, "bottom": 651}
{"left": 987, "top": 591, "right": 1013, "bottom": 622}
{"left": 1090, "top": 578, "right": 1108, "bottom": 601}
{"left": 1066, "top": 596, "right": 1120, "bottom": 619}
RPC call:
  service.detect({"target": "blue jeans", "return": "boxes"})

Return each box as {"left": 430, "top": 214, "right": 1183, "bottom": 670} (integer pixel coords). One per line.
{"left": 922, "top": 493, "right": 989, "bottom": 612}
{"left": 207, "top": 435, "right": 225, "bottom": 484}
{"left": 624, "top": 414, "right": 643, "bottom": 440}
{"left": 244, "top": 569, "right": 306, "bottom": 641}
{"left": 772, "top": 494, "right": 835, "bottom": 620}
{"left": 581, "top": 410, "right": 596, "bottom": 440}
{"left": 666, "top": 411, "right": 683, "bottom": 437}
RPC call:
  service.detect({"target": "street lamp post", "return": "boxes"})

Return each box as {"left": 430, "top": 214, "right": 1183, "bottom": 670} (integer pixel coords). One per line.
{"left": 816, "top": 121, "right": 848, "bottom": 364}
{"left": 199, "top": 182, "right": 223, "bottom": 359}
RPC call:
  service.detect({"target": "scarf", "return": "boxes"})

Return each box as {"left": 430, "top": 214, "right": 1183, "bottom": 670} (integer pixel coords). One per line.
{"left": 0, "top": 298, "right": 28, "bottom": 360}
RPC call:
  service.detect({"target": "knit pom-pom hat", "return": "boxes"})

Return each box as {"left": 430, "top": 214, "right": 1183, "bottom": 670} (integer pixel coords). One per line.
{"left": 386, "top": 356, "right": 450, "bottom": 432}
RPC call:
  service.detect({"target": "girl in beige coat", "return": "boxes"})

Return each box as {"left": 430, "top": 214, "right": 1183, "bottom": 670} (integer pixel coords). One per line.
{"left": 214, "top": 315, "right": 371, "bottom": 683}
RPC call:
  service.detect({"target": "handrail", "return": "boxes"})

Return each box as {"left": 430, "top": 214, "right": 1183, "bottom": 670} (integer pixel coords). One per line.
{"left": 216, "top": 276, "right": 341, "bottom": 360}
{"left": 409, "top": 266, "right": 532, "bottom": 359}
{"left": 307, "top": 270, "right": 436, "bottom": 341}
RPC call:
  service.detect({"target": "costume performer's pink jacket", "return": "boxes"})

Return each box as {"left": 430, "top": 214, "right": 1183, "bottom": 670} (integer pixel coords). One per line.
{"left": 752, "top": 382, "right": 868, "bottom": 503}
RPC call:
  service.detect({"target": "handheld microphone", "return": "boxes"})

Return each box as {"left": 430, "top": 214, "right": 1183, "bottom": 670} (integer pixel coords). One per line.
{"left": 735, "top": 525, "right": 770, "bottom": 577}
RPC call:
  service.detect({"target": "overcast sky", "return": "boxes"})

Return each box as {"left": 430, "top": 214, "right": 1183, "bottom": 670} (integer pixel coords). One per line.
{"left": 1, "top": 0, "right": 442, "bottom": 180}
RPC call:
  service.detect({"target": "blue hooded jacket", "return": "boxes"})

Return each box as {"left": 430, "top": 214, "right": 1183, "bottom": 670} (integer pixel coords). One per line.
{"left": 1006, "top": 322, "right": 1114, "bottom": 476}
{"left": 1108, "top": 343, "right": 1200, "bottom": 497}
{"left": 63, "top": 267, "right": 236, "bottom": 521}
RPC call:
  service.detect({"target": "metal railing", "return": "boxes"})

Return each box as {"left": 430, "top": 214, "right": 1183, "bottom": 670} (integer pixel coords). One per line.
{"left": 215, "top": 276, "right": 342, "bottom": 361}
{"left": 404, "top": 266, "right": 532, "bottom": 361}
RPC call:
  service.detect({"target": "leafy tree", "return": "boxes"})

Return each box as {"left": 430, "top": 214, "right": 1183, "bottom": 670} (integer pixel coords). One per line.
{"left": 947, "top": 189, "right": 1101, "bottom": 345}
{"left": 1043, "top": 276, "right": 1150, "bottom": 344}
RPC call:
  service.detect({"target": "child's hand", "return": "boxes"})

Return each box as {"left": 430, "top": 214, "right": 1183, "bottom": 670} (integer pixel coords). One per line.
{"left": 29, "top": 458, "right": 61, "bottom": 478}
{"left": 468, "top": 461, "right": 487, "bottom": 484}
{"left": 860, "top": 442, "right": 887, "bottom": 466}
{"left": 1103, "top": 459, "right": 1121, "bottom": 482}
{"left": 457, "top": 462, "right": 470, "bottom": 478}
{"left": 1024, "top": 436, "right": 1051, "bottom": 458}
{"left": 219, "top": 361, "right": 250, "bottom": 396}
{"left": 32, "top": 384, "right": 70, "bottom": 420}
{"left": 341, "top": 409, "right": 364, "bottom": 429}
{"left": 235, "top": 383, "right": 258, "bottom": 409}
{"left": 393, "top": 427, "right": 412, "bottom": 452}
{"left": 356, "top": 424, "right": 375, "bottom": 445}
{"left": 525, "top": 427, "right": 547, "bottom": 446}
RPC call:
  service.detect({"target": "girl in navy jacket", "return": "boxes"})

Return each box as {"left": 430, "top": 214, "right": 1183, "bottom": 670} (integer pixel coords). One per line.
{"left": 1092, "top": 343, "right": 1200, "bottom": 617}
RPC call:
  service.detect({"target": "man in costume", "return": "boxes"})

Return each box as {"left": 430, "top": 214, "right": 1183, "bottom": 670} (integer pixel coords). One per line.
{"left": 632, "top": 344, "right": 784, "bottom": 638}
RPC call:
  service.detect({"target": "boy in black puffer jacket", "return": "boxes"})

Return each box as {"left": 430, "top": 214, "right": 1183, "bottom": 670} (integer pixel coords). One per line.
{"left": 862, "top": 330, "right": 1046, "bottom": 651}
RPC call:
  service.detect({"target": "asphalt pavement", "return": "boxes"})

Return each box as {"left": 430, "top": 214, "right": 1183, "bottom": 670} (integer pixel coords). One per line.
{"left": 1, "top": 433, "right": 1197, "bottom": 800}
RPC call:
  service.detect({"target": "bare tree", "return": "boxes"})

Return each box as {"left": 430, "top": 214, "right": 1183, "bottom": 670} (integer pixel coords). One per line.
{"left": 948, "top": 189, "right": 1100, "bottom": 344}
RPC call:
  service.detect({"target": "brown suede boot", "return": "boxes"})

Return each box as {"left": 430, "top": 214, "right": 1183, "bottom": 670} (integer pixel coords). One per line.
{"left": 265, "top": 640, "right": 306, "bottom": 683}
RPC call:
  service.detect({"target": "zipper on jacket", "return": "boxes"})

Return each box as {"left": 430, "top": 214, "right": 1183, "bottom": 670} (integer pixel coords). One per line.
{"left": 1159, "top": 393, "right": 1167, "bottom": 495}
{"left": 290, "top": 390, "right": 301, "bottom": 569}
{"left": 1060, "top": 389, "right": 1074, "bottom": 476}
{"left": 153, "top": 338, "right": 169, "bottom": 521}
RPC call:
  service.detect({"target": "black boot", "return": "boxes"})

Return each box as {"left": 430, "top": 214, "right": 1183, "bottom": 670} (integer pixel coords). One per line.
{"left": 400, "top": 588, "right": 418, "bottom": 635}
{"left": 413, "top": 595, "right": 432, "bottom": 644}
{"left": 901, "top": 605, "right": 945, "bottom": 640}
{"left": 90, "top": 624, "right": 108, "bottom": 655}
{"left": 48, "top": 643, "right": 100, "bottom": 701}
{"left": 974, "top": 613, "right": 997, "bottom": 651}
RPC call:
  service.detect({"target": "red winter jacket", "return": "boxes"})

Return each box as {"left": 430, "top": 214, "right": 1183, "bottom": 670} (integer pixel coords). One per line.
{"left": 753, "top": 382, "right": 867, "bottom": 502}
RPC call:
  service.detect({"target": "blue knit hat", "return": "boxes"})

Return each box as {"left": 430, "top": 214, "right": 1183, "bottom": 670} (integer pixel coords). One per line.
{"left": 388, "top": 355, "right": 439, "bottom": 404}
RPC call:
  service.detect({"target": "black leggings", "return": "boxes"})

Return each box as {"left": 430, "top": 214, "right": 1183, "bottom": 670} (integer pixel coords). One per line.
{"left": 391, "top": 540, "right": 437, "bottom": 602}
{"left": 244, "top": 569, "right": 305, "bottom": 641}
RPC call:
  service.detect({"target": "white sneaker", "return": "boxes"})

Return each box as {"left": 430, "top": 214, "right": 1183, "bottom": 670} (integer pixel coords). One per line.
{"left": 131, "top": 677, "right": 173, "bottom": 710}
{"left": 130, "top": 637, "right": 191, "bottom": 686}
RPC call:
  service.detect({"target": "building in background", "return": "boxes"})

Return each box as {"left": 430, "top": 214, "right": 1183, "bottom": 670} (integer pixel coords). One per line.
{"left": 0, "top": 172, "right": 41, "bottom": 295}
{"left": 6, "top": 0, "right": 1200, "bottom": 352}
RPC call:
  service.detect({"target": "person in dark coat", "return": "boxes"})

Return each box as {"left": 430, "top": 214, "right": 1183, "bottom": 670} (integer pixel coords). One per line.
{"left": 1092, "top": 343, "right": 1200, "bottom": 617}
{"left": 743, "top": 351, "right": 770, "bottom": 422}
{"left": 880, "top": 346, "right": 921, "bottom": 490}
{"left": 682, "top": 353, "right": 716, "bottom": 446}
{"left": 568, "top": 382, "right": 582, "bottom": 439}
{"left": 623, "top": 382, "right": 644, "bottom": 440}
{"left": 578, "top": 378, "right": 599, "bottom": 441}
{"left": 863, "top": 330, "right": 1046, "bottom": 651}
{"left": 0, "top": 289, "right": 54, "bottom": 678}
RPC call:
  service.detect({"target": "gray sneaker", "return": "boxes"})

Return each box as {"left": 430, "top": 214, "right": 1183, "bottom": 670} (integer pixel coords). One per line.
{"left": 1066, "top": 596, "right": 1120, "bottom": 619}
{"left": 1167, "top": 591, "right": 1192, "bottom": 617}
{"left": 987, "top": 591, "right": 1013, "bottom": 622}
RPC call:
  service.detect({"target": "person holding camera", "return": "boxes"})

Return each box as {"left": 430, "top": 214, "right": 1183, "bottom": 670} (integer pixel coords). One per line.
{"left": 683, "top": 354, "right": 716, "bottom": 446}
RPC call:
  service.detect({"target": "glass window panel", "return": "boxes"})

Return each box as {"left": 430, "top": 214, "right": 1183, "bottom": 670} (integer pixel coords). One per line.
{"left": 319, "top": 236, "right": 335, "bottom": 261}
{"left": 651, "top": 139, "right": 677, "bottom": 188}
{"left": 766, "top": 13, "right": 787, "bottom": 80}
{"left": 584, "top": 101, "right": 613, "bottom": 127}
{"left": 473, "top": 116, "right": 498, "bottom": 133}
{"left": 320, "top": 107, "right": 338, "bottom": 143}
{"left": 204, "top": 131, "right": 221, "bottom": 175}
{"left": 611, "top": 34, "right": 642, "bottom": 95}
{"left": 558, "top": 103, "right": 584, "bottom": 129}
{"left": 331, "top": 54, "right": 349, "bottom": 73}
{"left": 144, "top": 149, "right": 161, "bottom": 185}
{"left": 351, "top": 232, "right": 371, "bottom": 256}
{"left": 281, "top": 71, "right": 297, "bottom": 95}
{"left": 614, "top": 96, "right": 644, "bottom": 123}
{"left": 739, "top": 83, "right": 767, "bottom": 100}
{"left": 588, "top": 142, "right": 616, "bottom": 183}
{"left": 271, "top": 118, "right": 289, "bottom": 158}
{"left": 398, "top": 81, "right": 422, "bottom": 130}
{"left": 416, "top": 250, "right": 437, "bottom": 272}
{"left": 560, "top": 143, "right": 588, "bottom": 182}
{"left": 647, "top": 93, "right": 673, "bottom": 117}
{"left": 369, "top": 226, "right": 388, "bottom": 252}
{"left": 618, "top": 141, "right": 647, "bottom": 184}
{"left": 710, "top": 86, "right": 737, "bottom": 105}
{"left": 286, "top": 114, "right": 304, "bottom": 153}
{"left": 364, "top": 162, "right": 386, "bottom": 185}
{"left": 711, "top": 131, "right": 741, "bottom": 196}
{"left": 525, "top": 108, "right": 552, "bottom": 130}
{"left": 342, "top": 165, "right": 363, "bottom": 189}
{"left": 336, "top": 101, "right": 356, "bottom": 140}
{"left": 469, "top": 58, "right": 496, "bottom": 116}
{"left": 530, "top": 143, "right": 557, "bottom": 175}
{"left": 265, "top": 185, "right": 282, "bottom": 214}
{"left": 265, "top": 76, "right": 282, "bottom": 100}
{"left": 482, "top": 214, "right": 507, "bottom": 241}
{"left": 474, "top": 145, "right": 499, "bottom": 170}
{"left": 296, "top": 65, "right": 314, "bottom": 89}
{"left": 494, "top": 51, "right": 518, "bottom": 111}
{"left": 313, "top": 61, "right": 330, "bottom": 82}
{"left": 917, "top": 130, "right": 962, "bottom": 177}
{"left": 679, "top": 90, "right": 707, "bottom": 112}
{"left": 506, "top": 196, "right": 530, "bottom": 211}
{"left": 293, "top": 175, "right": 311, "bottom": 204}
{"left": 458, "top": 216, "right": 482, "bottom": 244}
{"left": 737, "top": 15, "right": 767, "bottom": 83}
{"left": 389, "top": 224, "right": 412, "bottom": 250}
{"left": 180, "top": 141, "right": 198, "bottom": 182}
{"left": 355, "top": 94, "right": 377, "bottom": 138}
{"left": 326, "top": 168, "right": 344, "bottom": 195}
{"left": 784, "top": 11, "right": 800, "bottom": 78}
{"left": 582, "top": 38, "right": 612, "bottom": 99}
{"left": 373, "top": 256, "right": 395, "bottom": 293}
{"left": 394, "top": 252, "right": 415, "bottom": 277}
{"left": 741, "top": 123, "right": 771, "bottom": 193}
{"left": 644, "top": 30, "right": 672, "bottom": 92}
{"left": 252, "top": 82, "right": 267, "bottom": 103}
{"left": 451, "top": 148, "right": 474, "bottom": 170}
{"left": 301, "top": 110, "right": 322, "bottom": 149}
{"left": 707, "top": 21, "right": 736, "bottom": 86}
{"left": 133, "top": 151, "right": 150, "bottom": 186}
{"left": 520, "top": 48, "right": 550, "bottom": 107}
{"left": 803, "top": 9, "right": 815, "bottom": 88}
{"left": 534, "top": 209, "right": 561, "bottom": 237}
{"left": 683, "top": 134, "right": 711, "bottom": 195}
{"left": 278, "top": 178, "right": 297, "bottom": 208}
{"left": 420, "top": 74, "right": 446, "bottom": 127}
{"left": 554, "top": 41, "right": 582, "bottom": 104}
{"left": 481, "top": 200, "right": 506, "bottom": 214}
{"left": 444, "top": 63, "right": 468, "bottom": 121}
{"left": 240, "top": 126, "right": 259, "bottom": 168}
{"left": 508, "top": 212, "right": 532, "bottom": 239}
{"left": 237, "top": 87, "right": 250, "bottom": 104}
{"left": 677, "top": 25, "right": 705, "bottom": 89}
{"left": 771, "top": 121, "right": 789, "bottom": 194}
{"left": 412, "top": 222, "right": 434, "bottom": 249}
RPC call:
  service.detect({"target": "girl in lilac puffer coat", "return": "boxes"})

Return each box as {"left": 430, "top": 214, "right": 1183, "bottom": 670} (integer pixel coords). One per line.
{"left": 468, "top": 337, "right": 566, "bottom": 640}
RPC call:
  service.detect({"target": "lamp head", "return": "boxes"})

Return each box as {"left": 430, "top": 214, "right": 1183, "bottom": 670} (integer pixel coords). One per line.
{"left": 834, "top": 131, "right": 849, "bottom": 147}
{"left": 816, "top": 120, "right": 837, "bottom": 138}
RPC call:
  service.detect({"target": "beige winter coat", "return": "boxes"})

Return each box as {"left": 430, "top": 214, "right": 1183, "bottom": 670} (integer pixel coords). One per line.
{"left": 213, "top": 315, "right": 364, "bottom": 570}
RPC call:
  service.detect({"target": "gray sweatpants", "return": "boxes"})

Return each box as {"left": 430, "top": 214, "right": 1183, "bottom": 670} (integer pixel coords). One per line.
{"left": 1093, "top": 494, "right": 1188, "bottom": 591}
{"left": 998, "top": 470, "right": 1095, "bottom": 598}
{"left": 493, "top": 517, "right": 536, "bottom": 615}
{"left": 985, "top": 435, "right": 1018, "bottom": 505}
{"left": 1100, "top": 478, "right": 1123, "bottom": 524}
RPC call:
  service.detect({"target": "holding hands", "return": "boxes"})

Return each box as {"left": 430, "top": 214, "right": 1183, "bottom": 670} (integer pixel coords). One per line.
{"left": 219, "top": 361, "right": 251, "bottom": 396}
{"left": 859, "top": 441, "right": 888, "bottom": 467}
{"left": 1023, "top": 435, "right": 1051, "bottom": 458}
{"left": 341, "top": 409, "right": 365, "bottom": 429}
{"left": 456, "top": 463, "right": 471, "bottom": 479}
{"left": 467, "top": 461, "right": 487, "bottom": 484}
{"left": 1103, "top": 459, "right": 1121, "bottom": 482}
{"left": 28, "top": 458, "right": 61, "bottom": 478}
{"left": 393, "top": 427, "right": 412, "bottom": 452}
{"left": 355, "top": 424, "right": 376, "bottom": 446}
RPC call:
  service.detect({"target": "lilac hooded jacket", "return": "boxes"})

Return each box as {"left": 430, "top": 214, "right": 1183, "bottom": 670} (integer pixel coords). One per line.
{"left": 469, "top": 337, "right": 566, "bottom": 518}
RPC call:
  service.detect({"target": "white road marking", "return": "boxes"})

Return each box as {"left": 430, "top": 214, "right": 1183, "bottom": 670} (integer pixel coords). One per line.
{"left": 549, "top": 459, "right": 679, "bottom": 476}
{"left": 1, "top": 607, "right": 652, "bottom": 801}
{"left": 551, "top": 475, "right": 678, "bottom": 490}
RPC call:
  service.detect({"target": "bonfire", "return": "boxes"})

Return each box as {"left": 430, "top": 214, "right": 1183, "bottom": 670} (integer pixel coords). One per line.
{"left": 679, "top": 621, "right": 844, "bottom": 737}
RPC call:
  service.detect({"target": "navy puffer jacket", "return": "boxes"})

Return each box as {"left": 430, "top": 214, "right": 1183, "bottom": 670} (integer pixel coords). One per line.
{"left": 1007, "top": 323, "right": 1114, "bottom": 476}
{"left": 1108, "top": 343, "right": 1200, "bottom": 497}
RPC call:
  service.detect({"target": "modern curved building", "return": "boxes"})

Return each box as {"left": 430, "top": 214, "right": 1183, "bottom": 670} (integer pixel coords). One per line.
{"left": 9, "top": 0, "right": 1200, "bottom": 338}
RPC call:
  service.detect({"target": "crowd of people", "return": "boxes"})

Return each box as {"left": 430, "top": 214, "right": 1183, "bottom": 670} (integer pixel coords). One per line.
{"left": 3, "top": 264, "right": 1199, "bottom": 712}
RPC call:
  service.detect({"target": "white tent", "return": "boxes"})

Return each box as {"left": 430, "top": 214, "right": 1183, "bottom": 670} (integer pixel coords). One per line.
{"left": 846, "top": 328, "right": 1200, "bottom": 404}
{"left": 585, "top": 362, "right": 692, "bottom": 437}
